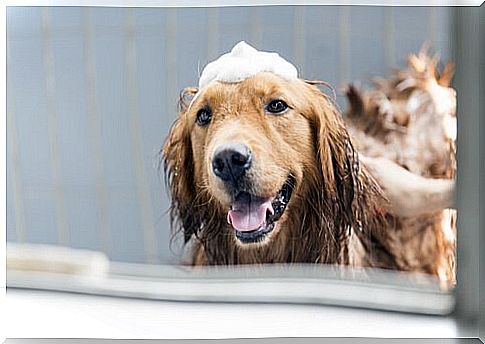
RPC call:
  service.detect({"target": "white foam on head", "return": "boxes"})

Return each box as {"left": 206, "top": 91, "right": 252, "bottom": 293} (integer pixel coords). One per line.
{"left": 198, "top": 41, "right": 298, "bottom": 89}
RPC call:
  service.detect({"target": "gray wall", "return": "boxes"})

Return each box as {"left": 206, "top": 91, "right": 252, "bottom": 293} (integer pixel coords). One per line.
{"left": 6, "top": 6, "right": 452, "bottom": 264}
{"left": 478, "top": 5, "right": 485, "bottom": 341}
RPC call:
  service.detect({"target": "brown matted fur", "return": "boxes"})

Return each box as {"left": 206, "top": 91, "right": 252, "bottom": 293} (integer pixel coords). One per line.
{"left": 163, "top": 72, "right": 398, "bottom": 268}
{"left": 343, "top": 51, "right": 456, "bottom": 285}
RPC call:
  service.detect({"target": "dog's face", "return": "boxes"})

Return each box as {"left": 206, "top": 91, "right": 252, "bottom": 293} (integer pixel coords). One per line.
{"left": 189, "top": 72, "right": 317, "bottom": 245}
{"left": 164, "top": 72, "right": 363, "bottom": 253}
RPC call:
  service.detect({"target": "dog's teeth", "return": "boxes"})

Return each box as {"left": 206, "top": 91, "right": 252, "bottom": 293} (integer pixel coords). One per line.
{"left": 268, "top": 204, "right": 275, "bottom": 216}
{"left": 227, "top": 212, "right": 232, "bottom": 225}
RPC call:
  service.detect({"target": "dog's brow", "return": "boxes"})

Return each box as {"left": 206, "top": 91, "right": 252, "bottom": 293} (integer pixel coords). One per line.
{"left": 238, "top": 83, "right": 284, "bottom": 102}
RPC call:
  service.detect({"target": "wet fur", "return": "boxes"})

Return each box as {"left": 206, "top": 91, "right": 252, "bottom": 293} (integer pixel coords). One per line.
{"left": 344, "top": 51, "right": 456, "bottom": 285}
{"left": 163, "top": 73, "right": 396, "bottom": 268}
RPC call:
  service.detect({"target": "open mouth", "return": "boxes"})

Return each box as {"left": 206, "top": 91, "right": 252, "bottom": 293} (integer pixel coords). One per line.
{"left": 227, "top": 176, "right": 295, "bottom": 244}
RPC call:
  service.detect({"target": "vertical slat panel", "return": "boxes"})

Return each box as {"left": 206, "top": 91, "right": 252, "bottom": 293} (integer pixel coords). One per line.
{"left": 293, "top": 6, "right": 306, "bottom": 74}
{"left": 6, "top": 40, "right": 27, "bottom": 242}
{"left": 175, "top": 8, "right": 207, "bottom": 87}
{"left": 49, "top": 8, "right": 101, "bottom": 252}
{"left": 83, "top": 7, "right": 112, "bottom": 256}
{"left": 349, "top": 7, "right": 386, "bottom": 83}
{"left": 40, "top": 7, "right": 70, "bottom": 245}
{"left": 125, "top": 9, "right": 159, "bottom": 264}
{"left": 393, "top": 8, "right": 429, "bottom": 65}
{"left": 132, "top": 8, "right": 173, "bottom": 263}
{"left": 260, "top": 6, "right": 294, "bottom": 63}
{"left": 8, "top": 7, "right": 58, "bottom": 245}
{"left": 249, "top": 6, "right": 263, "bottom": 48}
{"left": 303, "top": 6, "right": 339, "bottom": 83}
{"left": 339, "top": 6, "right": 351, "bottom": 84}
{"left": 384, "top": 7, "right": 395, "bottom": 69}
{"left": 429, "top": 7, "right": 438, "bottom": 46}
{"left": 165, "top": 8, "right": 178, "bottom": 114}
{"left": 433, "top": 7, "right": 452, "bottom": 62}
{"left": 207, "top": 7, "right": 220, "bottom": 61}
{"left": 91, "top": 8, "right": 145, "bottom": 263}
{"left": 218, "top": 7, "right": 253, "bottom": 53}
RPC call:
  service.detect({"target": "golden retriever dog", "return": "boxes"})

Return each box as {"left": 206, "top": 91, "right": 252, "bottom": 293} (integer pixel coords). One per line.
{"left": 163, "top": 71, "right": 394, "bottom": 268}
{"left": 162, "top": 44, "right": 455, "bottom": 285}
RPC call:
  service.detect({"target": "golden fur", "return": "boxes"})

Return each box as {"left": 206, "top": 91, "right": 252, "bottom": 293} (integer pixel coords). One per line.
{"left": 163, "top": 72, "right": 397, "bottom": 268}
{"left": 162, "top": 56, "right": 456, "bottom": 286}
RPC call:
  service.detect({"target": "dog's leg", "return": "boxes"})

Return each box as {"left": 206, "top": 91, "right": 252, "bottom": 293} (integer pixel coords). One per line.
{"left": 361, "top": 155, "right": 455, "bottom": 217}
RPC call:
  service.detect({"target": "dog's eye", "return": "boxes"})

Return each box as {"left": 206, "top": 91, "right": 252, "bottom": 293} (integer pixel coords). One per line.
{"left": 265, "top": 100, "right": 289, "bottom": 114}
{"left": 196, "top": 108, "right": 212, "bottom": 126}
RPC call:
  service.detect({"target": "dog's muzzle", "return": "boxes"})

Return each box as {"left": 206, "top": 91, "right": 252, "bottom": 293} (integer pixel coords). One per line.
{"left": 212, "top": 142, "right": 252, "bottom": 186}
{"left": 228, "top": 176, "right": 295, "bottom": 244}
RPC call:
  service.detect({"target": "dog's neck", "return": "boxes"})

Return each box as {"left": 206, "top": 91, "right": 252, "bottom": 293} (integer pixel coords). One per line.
{"left": 192, "top": 169, "right": 393, "bottom": 267}
{"left": 196, "top": 188, "right": 353, "bottom": 266}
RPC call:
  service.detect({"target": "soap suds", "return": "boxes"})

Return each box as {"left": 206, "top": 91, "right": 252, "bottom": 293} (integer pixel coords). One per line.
{"left": 198, "top": 41, "right": 298, "bottom": 89}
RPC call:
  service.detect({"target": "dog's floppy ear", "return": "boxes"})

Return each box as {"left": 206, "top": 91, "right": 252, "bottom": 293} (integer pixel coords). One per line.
{"left": 163, "top": 87, "right": 199, "bottom": 244}
{"left": 178, "top": 86, "right": 199, "bottom": 113}
{"left": 306, "top": 83, "right": 364, "bottom": 229}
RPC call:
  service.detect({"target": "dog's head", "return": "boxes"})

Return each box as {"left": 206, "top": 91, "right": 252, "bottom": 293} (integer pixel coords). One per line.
{"left": 163, "top": 72, "right": 378, "bottom": 259}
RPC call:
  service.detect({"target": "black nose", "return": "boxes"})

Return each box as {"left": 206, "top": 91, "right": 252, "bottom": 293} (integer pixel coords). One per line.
{"left": 212, "top": 143, "right": 252, "bottom": 183}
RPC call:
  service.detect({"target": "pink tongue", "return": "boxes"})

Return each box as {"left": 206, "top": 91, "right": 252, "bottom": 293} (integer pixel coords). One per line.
{"left": 227, "top": 194, "right": 274, "bottom": 232}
